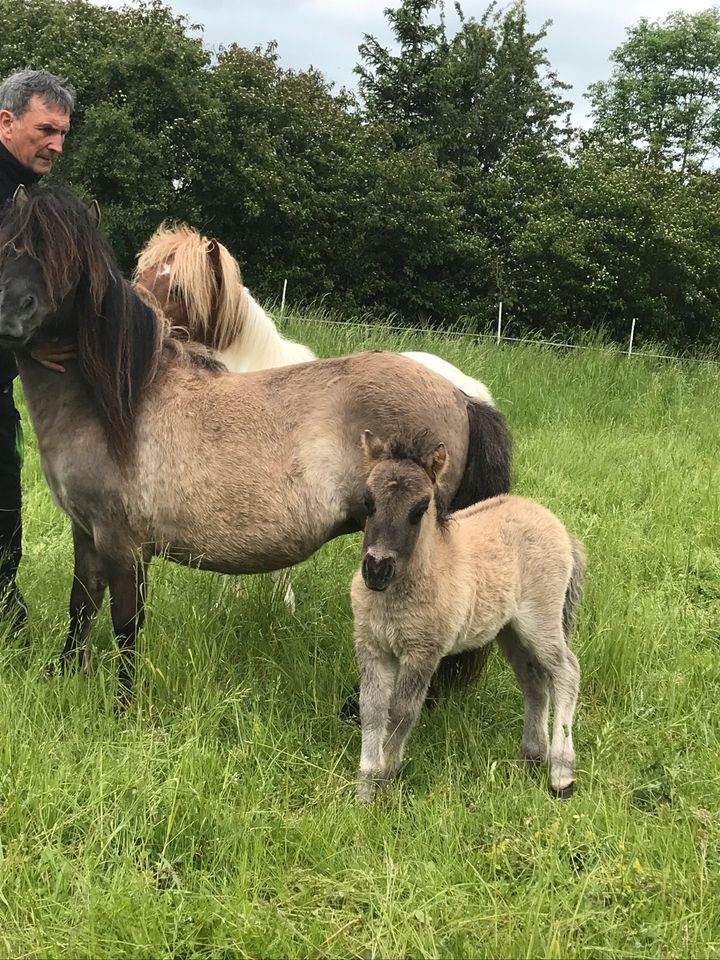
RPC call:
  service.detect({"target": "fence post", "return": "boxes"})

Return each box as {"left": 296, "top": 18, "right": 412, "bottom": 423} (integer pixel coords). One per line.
{"left": 281, "top": 278, "right": 288, "bottom": 315}
{"left": 496, "top": 301, "right": 503, "bottom": 345}
{"left": 628, "top": 317, "right": 636, "bottom": 358}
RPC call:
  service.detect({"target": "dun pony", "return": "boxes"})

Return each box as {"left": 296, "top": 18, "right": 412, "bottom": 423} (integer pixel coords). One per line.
{"left": 351, "top": 432, "right": 584, "bottom": 800}
{"left": 0, "top": 185, "right": 512, "bottom": 703}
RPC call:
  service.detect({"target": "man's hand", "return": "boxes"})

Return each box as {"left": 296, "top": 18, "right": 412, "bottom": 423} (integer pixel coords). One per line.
{"left": 30, "top": 338, "right": 77, "bottom": 373}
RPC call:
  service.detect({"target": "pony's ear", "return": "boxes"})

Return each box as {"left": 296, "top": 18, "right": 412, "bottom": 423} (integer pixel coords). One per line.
{"left": 361, "top": 429, "right": 387, "bottom": 464}
{"left": 207, "top": 240, "right": 224, "bottom": 299}
{"left": 423, "top": 443, "right": 448, "bottom": 483}
{"left": 12, "top": 184, "right": 29, "bottom": 207}
{"left": 87, "top": 199, "right": 101, "bottom": 227}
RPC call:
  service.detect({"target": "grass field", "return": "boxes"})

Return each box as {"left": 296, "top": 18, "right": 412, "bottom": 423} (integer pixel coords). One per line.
{"left": 1, "top": 312, "right": 719, "bottom": 958}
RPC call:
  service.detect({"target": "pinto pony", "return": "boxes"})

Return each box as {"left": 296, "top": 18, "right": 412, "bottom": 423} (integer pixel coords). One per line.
{"left": 351, "top": 432, "right": 584, "bottom": 800}
{"left": 133, "top": 223, "right": 495, "bottom": 404}
{"left": 0, "top": 186, "right": 511, "bottom": 702}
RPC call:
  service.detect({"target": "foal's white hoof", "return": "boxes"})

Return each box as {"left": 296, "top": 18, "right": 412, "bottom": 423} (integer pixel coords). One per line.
{"left": 551, "top": 781, "right": 574, "bottom": 800}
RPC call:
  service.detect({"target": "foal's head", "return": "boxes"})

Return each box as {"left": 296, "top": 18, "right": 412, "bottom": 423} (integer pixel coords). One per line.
{"left": 360, "top": 431, "right": 449, "bottom": 591}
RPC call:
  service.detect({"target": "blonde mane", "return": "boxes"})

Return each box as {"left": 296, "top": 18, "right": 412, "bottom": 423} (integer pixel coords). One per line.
{"left": 134, "top": 223, "right": 249, "bottom": 352}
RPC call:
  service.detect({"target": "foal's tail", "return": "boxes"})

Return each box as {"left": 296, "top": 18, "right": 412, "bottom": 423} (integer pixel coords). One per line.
{"left": 450, "top": 397, "right": 512, "bottom": 511}
{"left": 562, "top": 536, "right": 586, "bottom": 644}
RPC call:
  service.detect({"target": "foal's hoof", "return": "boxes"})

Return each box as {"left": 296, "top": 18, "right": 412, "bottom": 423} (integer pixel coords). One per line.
{"left": 551, "top": 781, "right": 574, "bottom": 801}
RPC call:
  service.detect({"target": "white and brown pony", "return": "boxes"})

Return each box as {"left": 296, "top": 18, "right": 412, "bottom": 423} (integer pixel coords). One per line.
{"left": 133, "top": 223, "right": 495, "bottom": 404}
{"left": 0, "top": 186, "right": 511, "bottom": 703}
{"left": 352, "top": 432, "right": 584, "bottom": 800}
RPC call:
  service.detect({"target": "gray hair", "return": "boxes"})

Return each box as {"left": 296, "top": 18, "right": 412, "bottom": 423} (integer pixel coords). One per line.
{"left": 0, "top": 68, "right": 76, "bottom": 117}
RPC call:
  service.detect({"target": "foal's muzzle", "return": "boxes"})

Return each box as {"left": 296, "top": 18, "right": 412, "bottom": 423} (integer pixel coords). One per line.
{"left": 362, "top": 554, "right": 396, "bottom": 591}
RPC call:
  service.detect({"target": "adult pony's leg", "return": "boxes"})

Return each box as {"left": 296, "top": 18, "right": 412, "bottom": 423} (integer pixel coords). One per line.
{"left": 270, "top": 568, "right": 296, "bottom": 613}
{"left": 107, "top": 556, "right": 148, "bottom": 705}
{"left": 56, "top": 522, "right": 108, "bottom": 674}
{"left": 497, "top": 627, "right": 549, "bottom": 766}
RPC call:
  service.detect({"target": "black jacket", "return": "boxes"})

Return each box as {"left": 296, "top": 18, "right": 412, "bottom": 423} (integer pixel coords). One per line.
{"left": 0, "top": 141, "right": 40, "bottom": 383}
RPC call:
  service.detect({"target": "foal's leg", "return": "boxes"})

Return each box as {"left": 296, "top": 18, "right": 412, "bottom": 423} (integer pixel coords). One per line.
{"left": 518, "top": 614, "right": 580, "bottom": 798}
{"left": 542, "top": 644, "right": 580, "bottom": 798}
{"left": 382, "top": 653, "right": 442, "bottom": 782}
{"left": 356, "top": 640, "right": 397, "bottom": 801}
{"left": 497, "top": 627, "right": 549, "bottom": 766}
{"left": 57, "top": 523, "right": 108, "bottom": 674}
{"left": 107, "top": 557, "right": 148, "bottom": 706}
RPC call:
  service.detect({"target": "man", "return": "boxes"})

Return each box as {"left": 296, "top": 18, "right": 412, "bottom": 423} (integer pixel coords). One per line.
{"left": 0, "top": 68, "right": 76, "bottom": 627}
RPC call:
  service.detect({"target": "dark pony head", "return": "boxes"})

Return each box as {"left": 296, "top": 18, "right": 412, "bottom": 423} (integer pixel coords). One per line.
{"left": 0, "top": 185, "right": 162, "bottom": 458}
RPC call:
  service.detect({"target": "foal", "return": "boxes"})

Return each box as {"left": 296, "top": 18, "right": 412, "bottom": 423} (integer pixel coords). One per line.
{"left": 351, "top": 433, "right": 585, "bottom": 800}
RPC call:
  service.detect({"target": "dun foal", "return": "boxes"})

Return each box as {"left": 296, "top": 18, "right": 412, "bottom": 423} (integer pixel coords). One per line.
{"left": 351, "top": 433, "right": 585, "bottom": 800}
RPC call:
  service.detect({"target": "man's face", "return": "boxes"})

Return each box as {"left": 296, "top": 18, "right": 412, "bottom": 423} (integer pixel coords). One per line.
{"left": 0, "top": 94, "right": 70, "bottom": 175}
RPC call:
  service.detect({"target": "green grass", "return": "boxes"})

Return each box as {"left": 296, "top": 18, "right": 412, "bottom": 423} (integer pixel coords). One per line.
{"left": 1, "top": 311, "right": 719, "bottom": 958}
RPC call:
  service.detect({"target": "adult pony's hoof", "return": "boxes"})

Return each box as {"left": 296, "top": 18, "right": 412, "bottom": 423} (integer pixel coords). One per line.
{"left": 44, "top": 656, "right": 74, "bottom": 679}
{"left": 551, "top": 782, "right": 574, "bottom": 800}
{"left": 340, "top": 690, "right": 361, "bottom": 724}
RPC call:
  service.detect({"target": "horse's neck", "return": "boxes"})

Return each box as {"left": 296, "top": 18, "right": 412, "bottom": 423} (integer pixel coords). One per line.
{"left": 15, "top": 353, "right": 93, "bottom": 441}
{"left": 217, "top": 290, "right": 313, "bottom": 372}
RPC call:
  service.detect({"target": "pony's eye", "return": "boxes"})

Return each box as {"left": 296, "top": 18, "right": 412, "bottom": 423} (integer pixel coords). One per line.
{"left": 408, "top": 498, "right": 430, "bottom": 525}
{"left": 363, "top": 492, "right": 376, "bottom": 517}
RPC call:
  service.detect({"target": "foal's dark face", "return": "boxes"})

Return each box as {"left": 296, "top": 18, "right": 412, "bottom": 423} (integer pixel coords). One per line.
{"left": 0, "top": 253, "right": 56, "bottom": 346}
{"left": 361, "top": 460, "right": 434, "bottom": 591}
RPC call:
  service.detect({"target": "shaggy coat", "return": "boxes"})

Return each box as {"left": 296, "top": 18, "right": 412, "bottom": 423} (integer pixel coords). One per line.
{"left": 352, "top": 434, "right": 584, "bottom": 799}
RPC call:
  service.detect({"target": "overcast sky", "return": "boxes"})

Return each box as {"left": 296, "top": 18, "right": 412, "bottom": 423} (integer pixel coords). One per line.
{"left": 94, "top": 0, "right": 711, "bottom": 125}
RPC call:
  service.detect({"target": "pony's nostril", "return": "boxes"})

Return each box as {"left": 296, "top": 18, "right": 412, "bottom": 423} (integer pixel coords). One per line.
{"left": 21, "top": 294, "right": 35, "bottom": 312}
{"left": 362, "top": 554, "right": 395, "bottom": 589}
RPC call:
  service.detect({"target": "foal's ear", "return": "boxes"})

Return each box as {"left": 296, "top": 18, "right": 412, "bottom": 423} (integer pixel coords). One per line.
{"left": 87, "top": 199, "right": 102, "bottom": 227}
{"left": 12, "top": 184, "right": 29, "bottom": 208}
{"left": 361, "top": 430, "right": 388, "bottom": 464}
{"left": 423, "top": 443, "right": 448, "bottom": 483}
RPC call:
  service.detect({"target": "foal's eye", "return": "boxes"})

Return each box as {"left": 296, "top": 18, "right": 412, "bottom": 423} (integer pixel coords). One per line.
{"left": 408, "top": 498, "right": 430, "bottom": 525}
{"left": 363, "top": 492, "right": 376, "bottom": 517}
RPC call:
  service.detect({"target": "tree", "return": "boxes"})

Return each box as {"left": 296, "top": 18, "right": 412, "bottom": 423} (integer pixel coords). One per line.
{"left": 357, "top": 0, "right": 572, "bottom": 171}
{"left": 586, "top": 8, "right": 720, "bottom": 172}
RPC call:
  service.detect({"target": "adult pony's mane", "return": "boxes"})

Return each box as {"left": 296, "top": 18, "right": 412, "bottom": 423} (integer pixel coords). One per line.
{"left": 134, "top": 223, "right": 248, "bottom": 351}
{"left": 0, "top": 187, "right": 221, "bottom": 457}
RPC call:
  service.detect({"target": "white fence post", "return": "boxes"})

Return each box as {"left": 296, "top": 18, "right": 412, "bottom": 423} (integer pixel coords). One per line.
{"left": 628, "top": 317, "right": 636, "bottom": 358}
{"left": 496, "top": 301, "right": 503, "bottom": 345}
{"left": 281, "top": 278, "right": 288, "bottom": 315}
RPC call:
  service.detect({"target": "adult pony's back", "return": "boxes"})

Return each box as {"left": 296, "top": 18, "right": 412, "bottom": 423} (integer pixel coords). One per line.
{"left": 0, "top": 186, "right": 511, "bottom": 700}
{"left": 133, "top": 223, "right": 495, "bottom": 405}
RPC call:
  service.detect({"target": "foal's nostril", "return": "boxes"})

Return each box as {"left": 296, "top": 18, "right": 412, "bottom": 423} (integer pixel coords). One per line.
{"left": 362, "top": 554, "right": 396, "bottom": 590}
{"left": 21, "top": 294, "right": 35, "bottom": 312}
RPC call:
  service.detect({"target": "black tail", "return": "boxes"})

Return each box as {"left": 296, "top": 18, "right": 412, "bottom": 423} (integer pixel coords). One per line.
{"left": 450, "top": 398, "right": 512, "bottom": 511}
{"left": 562, "top": 537, "right": 586, "bottom": 644}
{"left": 429, "top": 399, "right": 512, "bottom": 698}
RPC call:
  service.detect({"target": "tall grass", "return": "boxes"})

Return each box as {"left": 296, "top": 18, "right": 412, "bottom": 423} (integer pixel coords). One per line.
{"left": 1, "top": 311, "right": 718, "bottom": 958}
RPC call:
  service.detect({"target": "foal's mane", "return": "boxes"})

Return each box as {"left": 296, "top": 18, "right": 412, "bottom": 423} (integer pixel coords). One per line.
{"left": 134, "top": 223, "right": 249, "bottom": 351}
{"left": 0, "top": 187, "right": 222, "bottom": 458}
